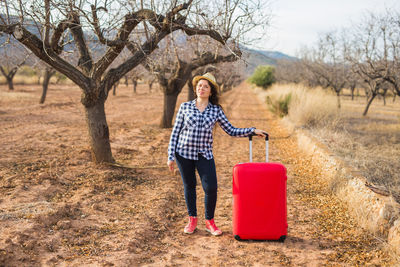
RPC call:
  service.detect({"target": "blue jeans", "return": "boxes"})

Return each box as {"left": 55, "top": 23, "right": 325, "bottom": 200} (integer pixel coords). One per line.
{"left": 175, "top": 153, "right": 218, "bottom": 220}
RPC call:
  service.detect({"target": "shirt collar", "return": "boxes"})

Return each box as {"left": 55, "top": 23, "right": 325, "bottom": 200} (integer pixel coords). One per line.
{"left": 191, "top": 99, "right": 211, "bottom": 109}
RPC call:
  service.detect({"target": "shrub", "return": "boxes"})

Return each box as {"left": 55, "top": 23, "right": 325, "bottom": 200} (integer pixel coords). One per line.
{"left": 266, "top": 93, "right": 292, "bottom": 117}
{"left": 248, "top": 65, "right": 275, "bottom": 89}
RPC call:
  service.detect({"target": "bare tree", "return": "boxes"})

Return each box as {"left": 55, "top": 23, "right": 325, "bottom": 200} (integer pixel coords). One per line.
{"left": 148, "top": 77, "right": 156, "bottom": 93}
{"left": 379, "top": 11, "right": 400, "bottom": 97}
{"left": 0, "top": 0, "right": 270, "bottom": 163}
{"left": 0, "top": 64, "right": 20, "bottom": 90}
{"left": 0, "top": 40, "right": 31, "bottom": 90}
{"left": 28, "top": 58, "right": 58, "bottom": 103}
{"left": 301, "top": 32, "right": 347, "bottom": 108}
{"left": 126, "top": 65, "right": 147, "bottom": 94}
{"left": 109, "top": 48, "right": 147, "bottom": 95}
{"left": 275, "top": 59, "right": 305, "bottom": 84}
{"left": 344, "top": 65, "right": 360, "bottom": 100}
{"left": 215, "top": 62, "right": 244, "bottom": 92}
{"left": 345, "top": 11, "right": 400, "bottom": 115}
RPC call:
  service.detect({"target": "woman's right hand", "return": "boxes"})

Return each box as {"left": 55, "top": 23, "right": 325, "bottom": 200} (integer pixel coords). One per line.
{"left": 254, "top": 128, "right": 267, "bottom": 138}
{"left": 167, "top": 160, "right": 175, "bottom": 173}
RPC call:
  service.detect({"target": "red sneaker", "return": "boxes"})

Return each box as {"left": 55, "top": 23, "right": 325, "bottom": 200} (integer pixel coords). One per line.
{"left": 205, "top": 219, "right": 222, "bottom": 236}
{"left": 184, "top": 216, "right": 197, "bottom": 234}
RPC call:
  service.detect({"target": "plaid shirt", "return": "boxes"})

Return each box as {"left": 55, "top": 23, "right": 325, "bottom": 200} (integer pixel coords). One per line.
{"left": 168, "top": 100, "right": 255, "bottom": 161}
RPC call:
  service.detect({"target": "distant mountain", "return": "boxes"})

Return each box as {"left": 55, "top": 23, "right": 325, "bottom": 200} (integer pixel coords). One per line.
{"left": 255, "top": 50, "right": 297, "bottom": 61}
{"left": 241, "top": 46, "right": 297, "bottom": 77}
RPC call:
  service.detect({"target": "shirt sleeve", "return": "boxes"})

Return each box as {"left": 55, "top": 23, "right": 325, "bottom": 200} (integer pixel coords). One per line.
{"left": 168, "top": 103, "right": 185, "bottom": 161}
{"left": 217, "top": 107, "right": 255, "bottom": 137}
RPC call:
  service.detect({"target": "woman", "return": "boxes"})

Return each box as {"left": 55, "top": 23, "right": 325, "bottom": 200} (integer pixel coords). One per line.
{"left": 167, "top": 73, "right": 266, "bottom": 236}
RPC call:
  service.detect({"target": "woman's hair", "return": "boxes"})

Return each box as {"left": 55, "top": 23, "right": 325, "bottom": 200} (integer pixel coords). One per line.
{"left": 194, "top": 79, "right": 222, "bottom": 108}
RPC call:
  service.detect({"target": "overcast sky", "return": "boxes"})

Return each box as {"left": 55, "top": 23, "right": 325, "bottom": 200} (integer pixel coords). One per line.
{"left": 258, "top": 0, "right": 400, "bottom": 57}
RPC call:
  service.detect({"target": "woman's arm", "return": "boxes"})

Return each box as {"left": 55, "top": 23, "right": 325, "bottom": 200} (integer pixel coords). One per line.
{"left": 217, "top": 108, "right": 256, "bottom": 137}
{"left": 167, "top": 104, "right": 185, "bottom": 162}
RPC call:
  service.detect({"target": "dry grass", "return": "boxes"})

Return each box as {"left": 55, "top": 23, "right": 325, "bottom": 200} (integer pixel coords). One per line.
{"left": 311, "top": 98, "right": 400, "bottom": 201}
{"left": 269, "top": 83, "right": 400, "bottom": 202}
{"left": 264, "top": 83, "right": 340, "bottom": 128}
{"left": 0, "top": 75, "right": 73, "bottom": 85}
{"left": 0, "top": 75, "right": 38, "bottom": 85}
{"left": 0, "top": 90, "right": 36, "bottom": 101}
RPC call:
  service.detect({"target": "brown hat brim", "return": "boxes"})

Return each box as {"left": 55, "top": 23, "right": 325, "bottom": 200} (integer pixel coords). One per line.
{"left": 192, "top": 75, "right": 219, "bottom": 91}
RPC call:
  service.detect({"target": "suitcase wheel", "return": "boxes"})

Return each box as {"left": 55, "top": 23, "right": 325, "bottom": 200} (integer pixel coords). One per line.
{"left": 234, "top": 235, "right": 242, "bottom": 241}
{"left": 278, "top": 235, "right": 286, "bottom": 242}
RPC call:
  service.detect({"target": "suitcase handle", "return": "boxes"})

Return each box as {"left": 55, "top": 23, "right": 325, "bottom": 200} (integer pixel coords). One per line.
{"left": 248, "top": 132, "right": 269, "bottom": 141}
{"left": 248, "top": 132, "right": 269, "bottom": 163}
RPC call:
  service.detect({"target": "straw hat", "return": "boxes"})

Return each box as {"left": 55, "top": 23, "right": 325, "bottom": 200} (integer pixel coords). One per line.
{"left": 192, "top": 72, "right": 219, "bottom": 91}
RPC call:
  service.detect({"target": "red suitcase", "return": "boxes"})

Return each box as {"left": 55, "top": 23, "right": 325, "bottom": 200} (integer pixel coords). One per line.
{"left": 232, "top": 133, "right": 287, "bottom": 241}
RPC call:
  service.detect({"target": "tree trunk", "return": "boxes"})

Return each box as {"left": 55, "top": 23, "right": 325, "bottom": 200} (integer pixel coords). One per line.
{"left": 124, "top": 76, "right": 129, "bottom": 86}
{"left": 39, "top": 68, "right": 55, "bottom": 104}
{"left": 383, "top": 94, "right": 386, "bottom": 106}
{"left": 365, "top": 89, "right": 369, "bottom": 103}
{"left": 85, "top": 100, "right": 114, "bottom": 163}
{"left": 149, "top": 81, "right": 153, "bottom": 93}
{"left": 393, "top": 94, "right": 396, "bottom": 103}
{"left": 363, "top": 93, "right": 377, "bottom": 116}
{"left": 113, "top": 84, "right": 117, "bottom": 96}
{"left": 40, "top": 72, "right": 50, "bottom": 104}
{"left": 160, "top": 92, "right": 179, "bottom": 128}
{"left": 350, "top": 85, "right": 355, "bottom": 101}
{"left": 132, "top": 80, "right": 137, "bottom": 93}
{"left": 187, "top": 80, "right": 195, "bottom": 101}
{"left": 40, "top": 82, "right": 48, "bottom": 104}
{"left": 336, "top": 91, "right": 341, "bottom": 109}
{"left": 7, "top": 77, "right": 14, "bottom": 90}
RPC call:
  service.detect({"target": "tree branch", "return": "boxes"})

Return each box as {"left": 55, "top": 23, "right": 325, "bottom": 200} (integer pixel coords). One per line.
{"left": 179, "top": 24, "right": 226, "bottom": 45}
{"left": 101, "top": 30, "right": 170, "bottom": 95}
{"left": 0, "top": 66, "right": 7, "bottom": 77}
{"left": 162, "top": 0, "right": 192, "bottom": 30}
{"left": 0, "top": 23, "right": 90, "bottom": 90}
{"left": 191, "top": 51, "right": 239, "bottom": 69}
{"left": 68, "top": 12, "right": 93, "bottom": 75}
{"left": 92, "top": 9, "right": 164, "bottom": 81}
{"left": 44, "top": 0, "right": 50, "bottom": 45}
{"left": 50, "top": 19, "right": 70, "bottom": 52}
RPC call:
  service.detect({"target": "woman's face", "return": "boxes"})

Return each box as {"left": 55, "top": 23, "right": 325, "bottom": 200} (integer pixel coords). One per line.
{"left": 196, "top": 79, "right": 212, "bottom": 99}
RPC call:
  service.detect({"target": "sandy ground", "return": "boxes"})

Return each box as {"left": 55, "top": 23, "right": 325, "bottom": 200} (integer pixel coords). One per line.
{"left": 0, "top": 82, "right": 394, "bottom": 266}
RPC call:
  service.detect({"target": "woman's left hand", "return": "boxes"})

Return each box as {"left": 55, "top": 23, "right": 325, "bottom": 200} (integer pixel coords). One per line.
{"left": 254, "top": 129, "right": 267, "bottom": 137}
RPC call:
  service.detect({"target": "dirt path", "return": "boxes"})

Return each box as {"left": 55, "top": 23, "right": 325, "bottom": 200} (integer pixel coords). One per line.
{"left": 0, "top": 83, "right": 392, "bottom": 266}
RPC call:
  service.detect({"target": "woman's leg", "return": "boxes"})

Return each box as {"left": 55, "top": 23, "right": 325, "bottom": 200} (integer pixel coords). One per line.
{"left": 175, "top": 153, "right": 197, "bottom": 217}
{"left": 195, "top": 155, "right": 218, "bottom": 220}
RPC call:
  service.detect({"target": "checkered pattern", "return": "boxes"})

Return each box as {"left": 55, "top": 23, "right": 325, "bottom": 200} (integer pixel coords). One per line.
{"left": 168, "top": 100, "right": 255, "bottom": 161}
